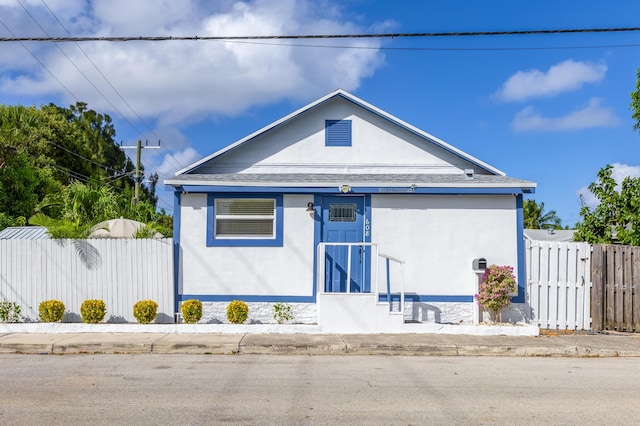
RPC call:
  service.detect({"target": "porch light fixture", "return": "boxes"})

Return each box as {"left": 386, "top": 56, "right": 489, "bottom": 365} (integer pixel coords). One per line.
{"left": 306, "top": 202, "right": 315, "bottom": 212}
{"left": 339, "top": 184, "right": 351, "bottom": 193}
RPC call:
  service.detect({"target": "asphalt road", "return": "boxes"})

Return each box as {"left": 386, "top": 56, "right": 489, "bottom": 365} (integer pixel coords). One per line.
{"left": 1, "top": 354, "right": 639, "bottom": 425}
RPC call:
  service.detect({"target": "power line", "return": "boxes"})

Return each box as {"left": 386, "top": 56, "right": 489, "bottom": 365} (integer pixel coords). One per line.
{"left": 14, "top": 1, "right": 185, "bottom": 175}
{"left": 1, "top": 27, "right": 639, "bottom": 43}
{"left": 43, "top": 140, "right": 122, "bottom": 174}
{"left": 225, "top": 39, "right": 640, "bottom": 51}
{"left": 0, "top": 19, "right": 79, "bottom": 101}
{"left": 39, "top": 0, "right": 179, "bottom": 166}
{"left": 15, "top": 1, "right": 152, "bottom": 140}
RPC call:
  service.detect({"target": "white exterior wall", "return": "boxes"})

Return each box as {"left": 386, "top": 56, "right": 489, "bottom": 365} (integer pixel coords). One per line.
{"left": 199, "top": 98, "right": 483, "bottom": 175}
{"left": 371, "top": 194, "right": 519, "bottom": 296}
{"left": 179, "top": 193, "right": 315, "bottom": 297}
{"left": 179, "top": 192, "right": 522, "bottom": 325}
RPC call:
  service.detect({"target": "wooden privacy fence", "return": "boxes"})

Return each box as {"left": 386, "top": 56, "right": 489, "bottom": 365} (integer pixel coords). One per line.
{"left": 0, "top": 238, "right": 174, "bottom": 323}
{"left": 526, "top": 240, "right": 591, "bottom": 330}
{"left": 591, "top": 244, "right": 640, "bottom": 332}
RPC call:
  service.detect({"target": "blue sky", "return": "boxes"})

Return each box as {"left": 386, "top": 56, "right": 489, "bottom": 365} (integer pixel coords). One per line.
{"left": 1, "top": 0, "right": 639, "bottom": 225}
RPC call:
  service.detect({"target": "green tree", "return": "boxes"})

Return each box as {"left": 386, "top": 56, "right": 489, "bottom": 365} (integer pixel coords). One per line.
{"left": 574, "top": 165, "right": 640, "bottom": 245}
{"left": 523, "top": 199, "right": 562, "bottom": 229}
{"left": 0, "top": 151, "right": 39, "bottom": 220}
{"left": 29, "top": 182, "right": 172, "bottom": 238}
{"left": 631, "top": 68, "right": 640, "bottom": 133}
{"left": 0, "top": 102, "right": 165, "bottom": 231}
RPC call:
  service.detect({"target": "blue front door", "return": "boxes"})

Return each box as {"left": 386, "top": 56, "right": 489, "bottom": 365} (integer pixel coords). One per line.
{"left": 321, "top": 195, "right": 365, "bottom": 292}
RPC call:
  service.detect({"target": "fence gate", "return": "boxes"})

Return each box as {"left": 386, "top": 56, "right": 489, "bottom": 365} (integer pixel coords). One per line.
{"left": 526, "top": 240, "right": 591, "bottom": 330}
{"left": 591, "top": 244, "right": 640, "bottom": 332}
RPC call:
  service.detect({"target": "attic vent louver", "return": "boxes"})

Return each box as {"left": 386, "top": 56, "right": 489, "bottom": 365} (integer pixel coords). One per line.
{"left": 325, "top": 120, "right": 352, "bottom": 146}
{"left": 464, "top": 168, "right": 474, "bottom": 179}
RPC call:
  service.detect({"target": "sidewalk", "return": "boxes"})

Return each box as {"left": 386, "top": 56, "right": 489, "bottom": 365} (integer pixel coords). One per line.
{"left": 2, "top": 331, "right": 640, "bottom": 357}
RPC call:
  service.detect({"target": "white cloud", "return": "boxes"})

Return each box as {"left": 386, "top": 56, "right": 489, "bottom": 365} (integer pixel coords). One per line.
{"left": 577, "top": 163, "right": 640, "bottom": 208}
{"left": 511, "top": 98, "right": 620, "bottom": 132}
{"left": 150, "top": 146, "right": 202, "bottom": 213}
{"left": 493, "top": 59, "right": 607, "bottom": 102}
{"left": 0, "top": 0, "right": 384, "bottom": 125}
{"left": 155, "top": 147, "right": 201, "bottom": 178}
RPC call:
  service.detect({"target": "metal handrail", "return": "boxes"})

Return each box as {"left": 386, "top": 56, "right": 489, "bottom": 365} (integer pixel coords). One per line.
{"left": 317, "top": 242, "right": 405, "bottom": 314}
{"left": 379, "top": 253, "right": 405, "bottom": 313}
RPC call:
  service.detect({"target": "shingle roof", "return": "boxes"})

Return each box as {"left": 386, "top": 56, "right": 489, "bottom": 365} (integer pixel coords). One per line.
{"left": 166, "top": 173, "right": 535, "bottom": 189}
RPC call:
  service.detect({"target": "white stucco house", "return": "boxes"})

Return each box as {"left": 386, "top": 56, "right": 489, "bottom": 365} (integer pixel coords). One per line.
{"left": 165, "top": 89, "right": 536, "bottom": 332}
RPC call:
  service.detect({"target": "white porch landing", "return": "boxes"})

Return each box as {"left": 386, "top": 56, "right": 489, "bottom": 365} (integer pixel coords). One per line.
{"left": 316, "top": 293, "right": 406, "bottom": 333}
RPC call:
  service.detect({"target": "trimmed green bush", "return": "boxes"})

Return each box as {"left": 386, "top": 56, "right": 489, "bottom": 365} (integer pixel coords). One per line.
{"left": 133, "top": 299, "right": 158, "bottom": 324}
{"left": 0, "top": 299, "right": 21, "bottom": 323}
{"left": 273, "top": 302, "right": 294, "bottom": 324}
{"left": 39, "top": 300, "right": 65, "bottom": 322}
{"left": 181, "top": 299, "right": 202, "bottom": 324}
{"left": 227, "top": 300, "right": 248, "bottom": 324}
{"left": 80, "top": 299, "right": 106, "bottom": 324}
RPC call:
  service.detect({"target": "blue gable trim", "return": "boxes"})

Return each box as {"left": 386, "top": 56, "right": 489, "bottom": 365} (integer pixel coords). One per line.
{"left": 176, "top": 90, "right": 507, "bottom": 177}
{"left": 206, "top": 194, "right": 284, "bottom": 247}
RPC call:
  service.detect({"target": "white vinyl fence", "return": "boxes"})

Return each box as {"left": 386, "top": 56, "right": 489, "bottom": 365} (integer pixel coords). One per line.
{"left": 0, "top": 239, "right": 174, "bottom": 323}
{"left": 526, "top": 240, "right": 592, "bottom": 330}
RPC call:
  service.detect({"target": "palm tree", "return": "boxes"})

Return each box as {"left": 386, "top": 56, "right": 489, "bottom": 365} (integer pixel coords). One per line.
{"left": 29, "top": 182, "right": 122, "bottom": 238}
{"left": 523, "top": 199, "right": 562, "bottom": 230}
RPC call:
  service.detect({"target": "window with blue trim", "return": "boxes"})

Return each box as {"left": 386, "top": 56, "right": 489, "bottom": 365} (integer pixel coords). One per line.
{"left": 325, "top": 119, "right": 352, "bottom": 146}
{"left": 207, "top": 194, "right": 283, "bottom": 247}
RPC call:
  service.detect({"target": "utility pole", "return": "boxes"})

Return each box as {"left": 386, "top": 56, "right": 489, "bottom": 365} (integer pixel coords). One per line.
{"left": 121, "top": 140, "right": 160, "bottom": 205}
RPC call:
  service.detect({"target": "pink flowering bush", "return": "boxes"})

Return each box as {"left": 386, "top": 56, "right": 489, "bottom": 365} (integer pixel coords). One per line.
{"left": 474, "top": 264, "right": 516, "bottom": 323}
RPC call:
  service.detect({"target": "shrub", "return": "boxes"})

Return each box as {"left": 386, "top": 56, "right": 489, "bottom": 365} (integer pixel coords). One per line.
{"left": 227, "top": 300, "right": 248, "bottom": 324}
{"left": 181, "top": 299, "right": 202, "bottom": 324}
{"left": 273, "top": 303, "right": 294, "bottom": 324}
{"left": 0, "top": 299, "right": 22, "bottom": 323}
{"left": 80, "top": 299, "right": 106, "bottom": 324}
{"left": 474, "top": 264, "right": 517, "bottom": 323}
{"left": 133, "top": 299, "right": 158, "bottom": 324}
{"left": 39, "top": 300, "right": 65, "bottom": 322}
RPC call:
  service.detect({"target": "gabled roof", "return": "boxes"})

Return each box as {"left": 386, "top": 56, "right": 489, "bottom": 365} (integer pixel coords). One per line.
{"left": 174, "top": 89, "right": 505, "bottom": 177}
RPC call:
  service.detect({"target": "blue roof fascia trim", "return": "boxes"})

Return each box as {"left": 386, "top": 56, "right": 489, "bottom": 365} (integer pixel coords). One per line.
{"left": 177, "top": 185, "right": 534, "bottom": 195}
{"left": 179, "top": 294, "right": 316, "bottom": 303}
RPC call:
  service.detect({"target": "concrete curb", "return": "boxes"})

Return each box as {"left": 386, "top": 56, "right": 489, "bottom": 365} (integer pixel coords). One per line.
{"left": 0, "top": 322, "right": 539, "bottom": 336}
{"left": 1, "top": 332, "right": 640, "bottom": 357}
